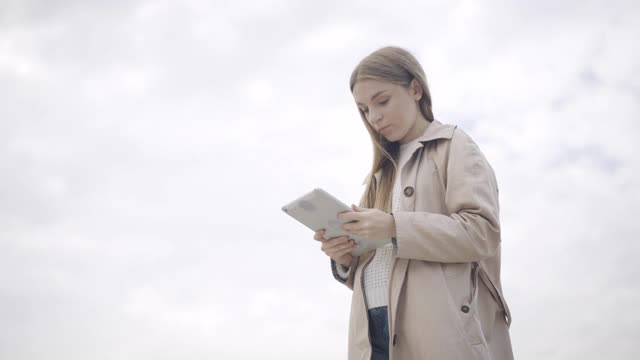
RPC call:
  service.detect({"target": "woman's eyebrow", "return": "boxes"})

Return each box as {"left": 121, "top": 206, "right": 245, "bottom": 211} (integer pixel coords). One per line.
{"left": 356, "top": 90, "right": 387, "bottom": 106}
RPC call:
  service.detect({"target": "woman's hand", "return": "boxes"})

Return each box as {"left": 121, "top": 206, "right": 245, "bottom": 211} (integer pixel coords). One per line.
{"left": 338, "top": 204, "right": 396, "bottom": 241}
{"left": 314, "top": 229, "right": 356, "bottom": 266}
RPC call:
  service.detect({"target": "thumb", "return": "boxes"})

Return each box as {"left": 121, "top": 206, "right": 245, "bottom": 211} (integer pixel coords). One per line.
{"left": 351, "top": 204, "right": 366, "bottom": 212}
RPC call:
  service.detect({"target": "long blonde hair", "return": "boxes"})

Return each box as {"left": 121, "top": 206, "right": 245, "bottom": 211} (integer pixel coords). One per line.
{"left": 350, "top": 46, "right": 434, "bottom": 211}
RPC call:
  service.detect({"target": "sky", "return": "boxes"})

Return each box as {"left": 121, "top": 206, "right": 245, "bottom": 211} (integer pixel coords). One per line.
{"left": 1, "top": 0, "right": 639, "bottom": 359}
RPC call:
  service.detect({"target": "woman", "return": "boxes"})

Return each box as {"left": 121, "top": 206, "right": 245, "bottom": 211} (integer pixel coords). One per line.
{"left": 313, "top": 46, "right": 514, "bottom": 360}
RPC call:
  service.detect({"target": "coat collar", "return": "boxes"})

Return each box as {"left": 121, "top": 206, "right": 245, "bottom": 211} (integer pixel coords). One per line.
{"left": 362, "top": 119, "right": 456, "bottom": 185}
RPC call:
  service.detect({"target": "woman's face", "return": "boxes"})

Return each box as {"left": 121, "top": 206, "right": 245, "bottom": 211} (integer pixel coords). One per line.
{"left": 352, "top": 78, "right": 424, "bottom": 144}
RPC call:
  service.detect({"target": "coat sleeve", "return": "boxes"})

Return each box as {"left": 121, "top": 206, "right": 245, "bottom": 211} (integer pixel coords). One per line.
{"left": 393, "top": 128, "right": 501, "bottom": 263}
{"left": 330, "top": 256, "right": 359, "bottom": 290}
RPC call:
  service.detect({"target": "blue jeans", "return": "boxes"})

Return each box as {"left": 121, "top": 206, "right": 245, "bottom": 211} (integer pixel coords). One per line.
{"left": 368, "top": 306, "right": 389, "bottom": 360}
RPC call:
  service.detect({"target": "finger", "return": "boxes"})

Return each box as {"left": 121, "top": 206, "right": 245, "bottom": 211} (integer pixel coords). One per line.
{"left": 337, "top": 211, "right": 359, "bottom": 222}
{"left": 337, "top": 244, "right": 356, "bottom": 257}
{"left": 322, "top": 236, "right": 349, "bottom": 252}
{"left": 321, "top": 241, "right": 350, "bottom": 256}
{"left": 336, "top": 239, "right": 355, "bottom": 251}
{"left": 327, "top": 236, "right": 350, "bottom": 247}
{"left": 344, "top": 223, "right": 366, "bottom": 236}
{"left": 332, "top": 243, "right": 357, "bottom": 258}
{"left": 342, "top": 240, "right": 357, "bottom": 251}
{"left": 313, "top": 229, "right": 326, "bottom": 241}
{"left": 326, "top": 239, "right": 355, "bottom": 255}
{"left": 342, "top": 222, "right": 364, "bottom": 233}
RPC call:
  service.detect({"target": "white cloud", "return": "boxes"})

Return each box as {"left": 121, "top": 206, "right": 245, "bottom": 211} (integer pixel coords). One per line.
{"left": 1, "top": 0, "right": 639, "bottom": 359}
{"left": 299, "top": 24, "right": 360, "bottom": 52}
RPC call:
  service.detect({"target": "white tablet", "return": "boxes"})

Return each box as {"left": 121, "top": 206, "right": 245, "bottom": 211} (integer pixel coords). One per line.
{"left": 281, "top": 188, "right": 391, "bottom": 257}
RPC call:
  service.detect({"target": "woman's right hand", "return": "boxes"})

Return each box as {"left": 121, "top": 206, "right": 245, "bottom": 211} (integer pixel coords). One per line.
{"left": 314, "top": 229, "right": 357, "bottom": 266}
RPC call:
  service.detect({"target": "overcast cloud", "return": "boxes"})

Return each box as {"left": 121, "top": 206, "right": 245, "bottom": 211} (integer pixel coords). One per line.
{"left": 1, "top": 0, "right": 639, "bottom": 359}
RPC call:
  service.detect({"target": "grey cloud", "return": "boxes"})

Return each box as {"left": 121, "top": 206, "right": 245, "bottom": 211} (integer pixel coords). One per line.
{"left": 546, "top": 143, "right": 622, "bottom": 173}
{"left": 2, "top": 0, "right": 640, "bottom": 359}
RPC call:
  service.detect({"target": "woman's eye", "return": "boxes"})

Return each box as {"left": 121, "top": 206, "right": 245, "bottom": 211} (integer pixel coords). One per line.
{"left": 379, "top": 98, "right": 389, "bottom": 105}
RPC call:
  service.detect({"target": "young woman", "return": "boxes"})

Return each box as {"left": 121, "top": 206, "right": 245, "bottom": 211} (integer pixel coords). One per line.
{"left": 313, "top": 46, "right": 514, "bottom": 360}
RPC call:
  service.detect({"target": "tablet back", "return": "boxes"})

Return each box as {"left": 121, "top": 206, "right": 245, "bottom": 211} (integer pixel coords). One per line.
{"left": 281, "top": 188, "right": 390, "bottom": 256}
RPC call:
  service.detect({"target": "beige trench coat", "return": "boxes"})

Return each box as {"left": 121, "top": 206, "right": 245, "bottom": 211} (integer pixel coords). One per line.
{"left": 331, "top": 119, "right": 514, "bottom": 360}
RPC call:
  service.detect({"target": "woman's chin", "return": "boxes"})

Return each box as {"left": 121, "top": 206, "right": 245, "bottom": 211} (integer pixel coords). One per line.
{"left": 382, "top": 133, "right": 397, "bottom": 142}
{"left": 379, "top": 130, "right": 394, "bottom": 141}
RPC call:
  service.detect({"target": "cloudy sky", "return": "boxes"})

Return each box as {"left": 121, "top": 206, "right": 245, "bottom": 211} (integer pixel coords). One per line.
{"left": 1, "top": 0, "right": 639, "bottom": 359}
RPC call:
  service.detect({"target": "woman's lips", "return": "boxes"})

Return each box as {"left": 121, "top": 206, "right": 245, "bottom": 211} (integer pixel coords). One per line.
{"left": 380, "top": 125, "right": 391, "bottom": 134}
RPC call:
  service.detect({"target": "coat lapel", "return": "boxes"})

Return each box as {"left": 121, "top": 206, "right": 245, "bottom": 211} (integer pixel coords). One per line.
{"left": 362, "top": 119, "right": 457, "bottom": 186}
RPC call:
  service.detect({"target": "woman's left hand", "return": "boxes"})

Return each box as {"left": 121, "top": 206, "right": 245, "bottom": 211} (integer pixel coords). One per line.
{"left": 337, "top": 204, "right": 396, "bottom": 241}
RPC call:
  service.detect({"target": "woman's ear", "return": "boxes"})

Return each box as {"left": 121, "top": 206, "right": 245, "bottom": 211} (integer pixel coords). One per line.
{"left": 412, "top": 79, "right": 423, "bottom": 101}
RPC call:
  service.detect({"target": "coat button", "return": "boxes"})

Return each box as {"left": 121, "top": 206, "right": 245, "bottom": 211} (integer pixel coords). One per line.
{"left": 461, "top": 305, "right": 470, "bottom": 313}
{"left": 403, "top": 186, "right": 414, "bottom": 197}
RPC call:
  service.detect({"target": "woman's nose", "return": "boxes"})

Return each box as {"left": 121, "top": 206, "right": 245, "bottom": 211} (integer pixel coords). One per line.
{"left": 370, "top": 109, "right": 383, "bottom": 124}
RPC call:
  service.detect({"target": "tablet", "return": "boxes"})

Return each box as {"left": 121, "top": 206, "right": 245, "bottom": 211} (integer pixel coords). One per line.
{"left": 281, "top": 188, "right": 391, "bottom": 257}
